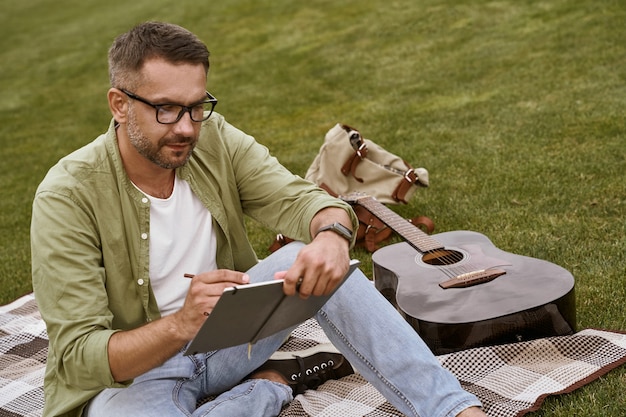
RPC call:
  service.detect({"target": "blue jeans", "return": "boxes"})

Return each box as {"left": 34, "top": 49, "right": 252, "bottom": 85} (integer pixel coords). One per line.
{"left": 84, "top": 242, "right": 481, "bottom": 417}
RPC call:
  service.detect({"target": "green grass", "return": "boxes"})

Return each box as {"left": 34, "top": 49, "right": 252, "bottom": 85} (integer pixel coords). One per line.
{"left": 1, "top": 0, "right": 625, "bottom": 415}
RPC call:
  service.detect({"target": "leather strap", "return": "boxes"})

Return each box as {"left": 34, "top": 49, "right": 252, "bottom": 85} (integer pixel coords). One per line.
{"left": 268, "top": 234, "right": 295, "bottom": 253}
{"left": 340, "top": 127, "right": 368, "bottom": 182}
{"left": 340, "top": 152, "right": 365, "bottom": 182}
{"left": 354, "top": 205, "right": 393, "bottom": 252}
{"left": 391, "top": 167, "right": 418, "bottom": 204}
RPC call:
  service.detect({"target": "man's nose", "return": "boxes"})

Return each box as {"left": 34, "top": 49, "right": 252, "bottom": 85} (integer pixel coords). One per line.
{"left": 172, "top": 111, "right": 197, "bottom": 136}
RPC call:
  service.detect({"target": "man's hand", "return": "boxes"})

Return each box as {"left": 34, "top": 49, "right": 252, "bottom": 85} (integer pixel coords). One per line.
{"left": 108, "top": 269, "right": 248, "bottom": 382}
{"left": 278, "top": 207, "right": 353, "bottom": 298}
{"left": 173, "top": 270, "right": 250, "bottom": 340}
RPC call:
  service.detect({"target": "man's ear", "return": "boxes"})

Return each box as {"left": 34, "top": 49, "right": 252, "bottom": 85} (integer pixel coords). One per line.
{"left": 108, "top": 88, "right": 128, "bottom": 123}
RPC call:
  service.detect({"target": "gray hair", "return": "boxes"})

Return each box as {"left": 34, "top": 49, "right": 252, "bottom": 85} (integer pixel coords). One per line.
{"left": 108, "top": 21, "right": 210, "bottom": 89}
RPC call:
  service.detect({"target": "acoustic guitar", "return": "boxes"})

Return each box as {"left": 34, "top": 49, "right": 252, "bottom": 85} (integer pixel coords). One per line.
{"left": 342, "top": 193, "right": 576, "bottom": 355}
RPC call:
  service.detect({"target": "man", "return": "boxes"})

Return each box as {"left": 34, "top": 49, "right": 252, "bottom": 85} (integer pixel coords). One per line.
{"left": 31, "top": 21, "right": 487, "bottom": 417}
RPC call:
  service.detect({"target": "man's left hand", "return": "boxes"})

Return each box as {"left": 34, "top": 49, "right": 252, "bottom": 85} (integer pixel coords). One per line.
{"left": 277, "top": 232, "right": 350, "bottom": 298}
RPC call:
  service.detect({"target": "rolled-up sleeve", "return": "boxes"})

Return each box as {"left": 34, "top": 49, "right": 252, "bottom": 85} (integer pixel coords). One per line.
{"left": 221, "top": 122, "right": 358, "bottom": 241}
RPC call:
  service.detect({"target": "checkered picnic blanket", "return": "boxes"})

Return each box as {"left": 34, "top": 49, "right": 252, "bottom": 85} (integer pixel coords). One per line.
{"left": 277, "top": 319, "right": 626, "bottom": 417}
{"left": 0, "top": 294, "right": 47, "bottom": 417}
{"left": 2, "top": 294, "right": 626, "bottom": 417}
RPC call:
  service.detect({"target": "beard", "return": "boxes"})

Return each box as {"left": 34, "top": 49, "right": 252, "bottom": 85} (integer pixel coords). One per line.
{"left": 126, "top": 108, "right": 197, "bottom": 169}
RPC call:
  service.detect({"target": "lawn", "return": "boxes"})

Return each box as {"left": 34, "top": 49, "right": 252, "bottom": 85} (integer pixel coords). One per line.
{"left": 1, "top": 0, "right": 624, "bottom": 415}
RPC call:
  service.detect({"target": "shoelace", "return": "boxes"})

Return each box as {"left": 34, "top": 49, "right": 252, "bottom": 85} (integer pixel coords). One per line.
{"left": 291, "top": 355, "right": 337, "bottom": 395}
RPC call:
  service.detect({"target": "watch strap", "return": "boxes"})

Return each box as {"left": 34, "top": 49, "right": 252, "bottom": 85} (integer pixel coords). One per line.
{"left": 315, "top": 222, "right": 353, "bottom": 242}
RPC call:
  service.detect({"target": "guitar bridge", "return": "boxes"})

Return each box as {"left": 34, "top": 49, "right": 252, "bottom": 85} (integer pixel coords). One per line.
{"left": 439, "top": 268, "right": 506, "bottom": 289}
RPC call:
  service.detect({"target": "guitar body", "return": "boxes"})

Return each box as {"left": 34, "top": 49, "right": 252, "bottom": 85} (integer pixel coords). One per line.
{"left": 372, "top": 230, "right": 576, "bottom": 355}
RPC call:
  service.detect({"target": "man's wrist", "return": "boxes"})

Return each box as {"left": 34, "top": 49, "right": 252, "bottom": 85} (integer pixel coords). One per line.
{"left": 314, "top": 222, "right": 353, "bottom": 243}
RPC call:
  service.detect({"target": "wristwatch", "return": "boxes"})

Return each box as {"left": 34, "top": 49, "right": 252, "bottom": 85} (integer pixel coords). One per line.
{"left": 315, "top": 222, "right": 353, "bottom": 243}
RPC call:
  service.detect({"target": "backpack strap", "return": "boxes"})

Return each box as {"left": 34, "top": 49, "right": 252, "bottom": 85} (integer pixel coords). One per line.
{"left": 340, "top": 127, "right": 368, "bottom": 182}
{"left": 392, "top": 167, "right": 419, "bottom": 204}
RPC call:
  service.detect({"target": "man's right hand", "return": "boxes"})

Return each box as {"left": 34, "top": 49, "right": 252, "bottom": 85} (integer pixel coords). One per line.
{"left": 108, "top": 269, "right": 248, "bottom": 383}
{"left": 173, "top": 270, "right": 250, "bottom": 340}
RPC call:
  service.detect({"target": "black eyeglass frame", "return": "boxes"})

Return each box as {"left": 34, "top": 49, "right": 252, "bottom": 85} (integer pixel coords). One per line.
{"left": 120, "top": 89, "right": 218, "bottom": 124}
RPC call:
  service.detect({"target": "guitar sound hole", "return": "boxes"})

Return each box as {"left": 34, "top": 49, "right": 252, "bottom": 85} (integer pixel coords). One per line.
{"left": 421, "top": 249, "right": 464, "bottom": 266}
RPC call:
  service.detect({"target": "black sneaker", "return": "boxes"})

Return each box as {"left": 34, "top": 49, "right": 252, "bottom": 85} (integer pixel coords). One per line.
{"left": 253, "top": 346, "right": 354, "bottom": 395}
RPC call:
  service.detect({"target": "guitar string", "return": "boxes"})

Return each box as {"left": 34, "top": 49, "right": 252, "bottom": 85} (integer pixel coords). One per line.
{"left": 362, "top": 201, "right": 470, "bottom": 277}
{"left": 359, "top": 197, "right": 481, "bottom": 280}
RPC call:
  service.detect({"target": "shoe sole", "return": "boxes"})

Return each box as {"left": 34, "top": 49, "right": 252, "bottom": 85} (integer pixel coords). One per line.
{"left": 269, "top": 342, "right": 341, "bottom": 360}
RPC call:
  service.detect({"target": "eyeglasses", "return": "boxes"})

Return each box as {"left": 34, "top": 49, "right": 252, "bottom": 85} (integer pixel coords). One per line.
{"left": 120, "top": 89, "right": 218, "bottom": 124}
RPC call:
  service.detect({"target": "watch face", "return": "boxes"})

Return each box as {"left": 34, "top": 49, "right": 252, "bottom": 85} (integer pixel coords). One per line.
{"left": 334, "top": 223, "right": 352, "bottom": 238}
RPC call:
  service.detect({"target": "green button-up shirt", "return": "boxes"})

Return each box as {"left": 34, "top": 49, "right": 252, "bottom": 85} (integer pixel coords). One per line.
{"left": 31, "top": 114, "right": 357, "bottom": 417}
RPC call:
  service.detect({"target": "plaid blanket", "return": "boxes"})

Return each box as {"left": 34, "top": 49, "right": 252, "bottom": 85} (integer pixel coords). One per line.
{"left": 2, "top": 294, "right": 626, "bottom": 417}
{"left": 0, "top": 294, "right": 46, "bottom": 417}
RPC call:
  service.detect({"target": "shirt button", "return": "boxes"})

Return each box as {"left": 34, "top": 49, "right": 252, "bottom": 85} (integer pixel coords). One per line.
{"left": 142, "top": 197, "right": 149, "bottom": 204}
{"left": 137, "top": 279, "right": 144, "bottom": 285}
{"left": 141, "top": 233, "right": 148, "bottom": 240}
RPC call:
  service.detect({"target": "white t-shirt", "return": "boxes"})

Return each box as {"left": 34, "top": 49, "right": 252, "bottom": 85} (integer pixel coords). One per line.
{"left": 139, "top": 175, "right": 217, "bottom": 316}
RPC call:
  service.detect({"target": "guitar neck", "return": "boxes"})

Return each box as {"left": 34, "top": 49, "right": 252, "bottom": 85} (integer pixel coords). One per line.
{"left": 355, "top": 196, "right": 443, "bottom": 253}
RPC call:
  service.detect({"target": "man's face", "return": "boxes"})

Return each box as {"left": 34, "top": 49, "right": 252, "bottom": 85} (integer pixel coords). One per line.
{"left": 126, "top": 102, "right": 196, "bottom": 169}
{"left": 120, "top": 58, "right": 208, "bottom": 170}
